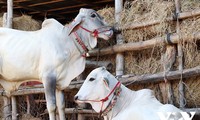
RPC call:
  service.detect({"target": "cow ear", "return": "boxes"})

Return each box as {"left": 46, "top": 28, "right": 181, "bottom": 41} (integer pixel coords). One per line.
{"left": 68, "top": 16, "right": 83, "bottom": 35}
{"left": 88, "top": 37, "right": 97, "bottom": 49}
{"left": 103, "top": 78, "right": 110, "bottom": 90}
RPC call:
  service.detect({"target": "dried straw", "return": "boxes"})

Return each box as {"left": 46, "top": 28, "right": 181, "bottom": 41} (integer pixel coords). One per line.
{"left": 181, "top": 0, "right": 200, "bottom": 12}
{"left": 0, "top": 14, "right": 41, "bottom": 30}
{"left": 180, "top": 16, "right": 200, "bottom": 69}
{"left": 172, "top": 76, "right": 200, "bottom": 107}
{"left": 95, "top": 0, "right": 200, "bottom": 107}
{"left": 121, "top": 0, "right": 175, "bottom": 74}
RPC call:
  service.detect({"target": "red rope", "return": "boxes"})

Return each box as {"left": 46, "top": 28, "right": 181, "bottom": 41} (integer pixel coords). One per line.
{"left": 100, "top": 81, "right": 121, "bottom": 102}
{"left": 77, "top": 81, "right": 121, "bottom": 114}
{"left": 73, "top": 32, "right": 88, "bottom": 52}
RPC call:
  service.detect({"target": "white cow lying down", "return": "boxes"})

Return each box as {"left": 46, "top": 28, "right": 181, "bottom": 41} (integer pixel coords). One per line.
{"left": 75, "top": 67, "right": 187, "bottom": 120}
{"left": 0, "top": 8, "right": 113, "bottom": 120}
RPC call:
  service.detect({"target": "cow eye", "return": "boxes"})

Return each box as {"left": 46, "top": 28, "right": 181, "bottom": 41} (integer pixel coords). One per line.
{"left": 91, "top": 14, "right": 96, "bottom": 18}
{"left": 89, "top": 77, "right": 95, "bottom": 81}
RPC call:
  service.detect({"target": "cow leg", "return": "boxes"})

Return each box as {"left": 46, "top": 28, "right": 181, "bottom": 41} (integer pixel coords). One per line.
{"left": 56, "top": 89, "right": 66, "bottom": 120}
{"left": 43, "top": 75, "right": 56, "bottom": 120}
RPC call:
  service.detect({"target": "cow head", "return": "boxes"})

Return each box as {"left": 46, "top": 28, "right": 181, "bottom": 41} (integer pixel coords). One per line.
{"left": 74, "top": 67, "right": 118, "bottom": 113}
{"left": 68, "top": 8, "right": 113, "bottom": 50}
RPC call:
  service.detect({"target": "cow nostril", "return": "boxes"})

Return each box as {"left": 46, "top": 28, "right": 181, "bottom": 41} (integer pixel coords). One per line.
{"left": 74, "top": 96, "right": 78, "bottom": 101}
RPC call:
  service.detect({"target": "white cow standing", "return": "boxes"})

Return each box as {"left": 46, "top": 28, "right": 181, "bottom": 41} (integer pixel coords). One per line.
{"left": 0, "top": 8, "right": 113, "bottom": 120}
{"left": 75, "top": 67, "right": 186, "bottom": 120}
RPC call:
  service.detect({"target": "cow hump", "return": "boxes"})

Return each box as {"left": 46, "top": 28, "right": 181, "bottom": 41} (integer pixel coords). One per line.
{"left": 41, "top": 18, "right": 63, "bottom": 29}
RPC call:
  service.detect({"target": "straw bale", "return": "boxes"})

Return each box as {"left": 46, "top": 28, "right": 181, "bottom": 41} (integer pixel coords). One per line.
{"left": 96, "top": 0, "right": 176, "bottom": 75}
{"left": 94, "top": 0, "right": 200, "bottom": 107}
{"left": 96, "top": 0, "right": 200, "bottom": 74}
{"left": 121, "top": 0, "right": 175, "bottom": 74}
{"left": 181, "top": 0, "right": 200, "bottom": 12}
{"left": 124, "top": 47, "right": 164, "bottom": 74}
{"left": 97, "top": 7, "right": 115, "bottom": 26}
{"left": 0, "top": 14, "right": 41, "bottom": 30}
{"left": 180, "top": 17, "right": 200, "bottom": 69}
{"left": 171, "top": 76, "right": 200, "bottom": 107}
{"left": 121, "top": 0, "right": 175, "bottom": 42}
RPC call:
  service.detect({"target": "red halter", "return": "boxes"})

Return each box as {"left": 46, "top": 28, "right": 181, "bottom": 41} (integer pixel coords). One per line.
{"left": 71, "top": 21, "right": 112, "bottom": 57}
{"left": 77, "top": 81, "right": 121, "bottom": 116}
{"left": 79, "top": 26, "right": 112, "bottom": 38}
{"left": 79, "top": 26, "right": 99, "bottom": 38}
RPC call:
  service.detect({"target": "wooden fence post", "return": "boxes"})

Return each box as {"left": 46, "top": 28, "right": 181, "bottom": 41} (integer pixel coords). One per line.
{"left": 175, "top": 0, "right": 185, "bottom": 108}
{"left": 76, "top": 74, "right": 86, "bottom": 120}
{"left": 6, "top": 0, "right": 13, "bottom": 28}
{"left": 11, "top": 97, "right": 17, "bottom": 120}
{"left": 115, "top": 0, "right": 124, "bottom": 76}
{"left": 162, "top": 45, "right": 175, "bottom": 104}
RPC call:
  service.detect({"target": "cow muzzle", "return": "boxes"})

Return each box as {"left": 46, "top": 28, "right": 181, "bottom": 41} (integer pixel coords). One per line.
{"left": 96, "top": 26, "right": 113, "bottom": 40}
{"left": 74, "top": 95, "right": 86, "bottom": 104}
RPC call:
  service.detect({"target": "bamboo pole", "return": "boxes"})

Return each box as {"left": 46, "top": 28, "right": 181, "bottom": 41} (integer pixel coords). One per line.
{"left": 162, "top": 45, "right": 176, "bottom": 104}
{"left": 120, "top": 9, "right": 200, "bottom": 31}
{"left": 119, "top": 66, "right": 200, "bottom": 84}
{"left": 3, "top": 97, "right": 11, "bottom": 120}
{"left": 175, "top": 0, "right": 185, "bottom": 109}
{"left": 26, "top": 95, "right": 31, "bottom": 114}
{"left": 88, "top": 32, "right": 200, "bottom": 57}
{"left": 11, "top": 97, "right": 17, "bottom": 120}
{"left": 77, "top": 104, "right": 86, "bottom": 120}
{"left": 86, "top": 60, "right": 113, "bottom": 70}
{"left": 115, "top": 0, "right": 124, "bottom": 76}
{"left": 3, "top": 13, "right": 7, "bottom": 27}
{"left": 76, "top": 74, "right": 86, "bottom": 120}
{"left": 6, "top": 0, "right": 13, "bottom": 28}
{"left": 42, "top": 107, "right": 200, "bottom": 116}
{"left": 2, "top": 66, "right": 200, "bottom": 96}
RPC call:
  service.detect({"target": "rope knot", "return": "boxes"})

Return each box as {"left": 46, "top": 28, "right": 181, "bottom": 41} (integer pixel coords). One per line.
{"left": 93, "top": 29, "right": 99, "bottom": 37}
{"left": 100, "top": 97, "right": 109, "bottom": 102}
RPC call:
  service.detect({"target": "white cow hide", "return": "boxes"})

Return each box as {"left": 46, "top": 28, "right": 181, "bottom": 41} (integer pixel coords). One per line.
{"left": 0, "top": 8, "right": 113, "bottom": 120}
{"left": 75, "top": 67, "right": 187, "bottom": 120}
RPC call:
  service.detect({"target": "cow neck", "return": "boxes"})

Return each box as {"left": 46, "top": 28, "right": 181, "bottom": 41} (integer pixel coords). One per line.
{"left": 105, "top": 85, "right": 134, "bottom": 120}
{"left": 72, "top": 28, "right": 91, "bottom": 57}
{"left": 101, "top": 82, "right": 121, "bottom": 117}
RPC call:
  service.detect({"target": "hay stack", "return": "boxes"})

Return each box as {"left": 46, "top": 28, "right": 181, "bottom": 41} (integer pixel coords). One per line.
{"left": 97, "top": 0, "right": 200, "bottom": 74}
{"left": 0, "top": 14, "right": 41, "bottom": 30}
{"left": 121, "top": 0, "right": 175, "bottom": 42}
{"left": 95, "top": 0, "right": 200, "bottom": 107}
{"left": 97, "top": 0, "right": 175, "bottom": 75}
{"left": 181, "top": 0, "right": 200, "bottom": 12}
{"left": 180, "top": 15, "right": 200, "bottom": 69}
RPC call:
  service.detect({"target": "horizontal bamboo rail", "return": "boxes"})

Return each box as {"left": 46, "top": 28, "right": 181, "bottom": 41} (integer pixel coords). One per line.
{"left": 0, "top": 82, "right": 82, "bottom": 96}
{"left": 41, "top": 108, "right": 98, "bottom": 117}
{"left": 41, "top": 108, "right": 199, "bottom": 115}
{"left": 88, "top": 32, "right": 200, "bottom": 57}
{"left": 120, "top": 9, "right": 200, "bottom": 30}
{"left": 86, "top": 60, "right": 113, "bottom": 70}
{"left": 88, "top": 9, "right": 200, "bottom": 57}
{"left": 120, "top": 65, "right": 200, "bottom": 84}
{"left": 65, "top": 108, "right": 96, "bottom": 114}
{"left": 1, "top": 65, "right": 200, "bottom": 96}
